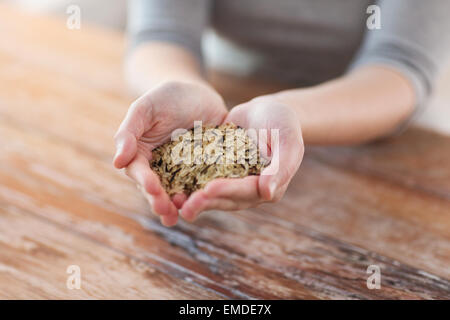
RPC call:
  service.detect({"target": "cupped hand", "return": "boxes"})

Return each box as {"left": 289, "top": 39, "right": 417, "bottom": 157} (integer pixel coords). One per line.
{"left": 113, "top": 81, "right": 227, "bottom": 226}
{"left": 180, "top": 96, "right": 304, "bottom": 221}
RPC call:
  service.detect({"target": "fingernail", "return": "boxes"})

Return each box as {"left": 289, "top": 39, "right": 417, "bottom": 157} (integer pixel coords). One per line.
{"left": 269, "top": 180, "right": 277, "bottom": 199}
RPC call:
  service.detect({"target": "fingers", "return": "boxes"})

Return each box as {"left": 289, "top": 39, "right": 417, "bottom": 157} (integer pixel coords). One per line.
{"left": 179, "top": 190, "right": 207, "bottom": 221}
{"left": 113, "top": 98, "right": 153, "bottom": 168}
{"left": 160, "top": 213, "right": 178, "bottom": 227}
{"left": 203, "top": 176, "right": 260, "bottom": 201}
{"left": 180, "top": 190, "right": 248, "bottom": 222}
{"left": 125, "top": 153, "right": 162, "bottom": 196}
{"left": 259, "top": 129, "right": 304, "bottom": 201}
{"left": 177, "top": 136, "right": 303, "bottom": 222}
{"left": 225, "top": 101, "right": 303, "bottom": 201}
{"left": 126, "top": 153, "right": 178, "bottom": 217}
{"left": 180, "top": 177, "right": 260, "bottom": 221}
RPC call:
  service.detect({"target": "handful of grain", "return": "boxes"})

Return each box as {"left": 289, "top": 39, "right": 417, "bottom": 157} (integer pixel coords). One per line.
{"left": 150, "top": 123, "right": 269, "bottom": 196}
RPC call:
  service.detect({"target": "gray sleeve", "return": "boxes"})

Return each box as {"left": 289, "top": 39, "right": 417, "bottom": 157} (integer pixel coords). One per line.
{"left": 350, "top": 0, "right": 450, "bottom": 111}
{"left": 127, "top": 0, "right": 211, "bottom": 61}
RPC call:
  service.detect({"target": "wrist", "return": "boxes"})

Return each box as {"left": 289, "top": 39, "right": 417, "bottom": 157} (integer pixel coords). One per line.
{"left": 269, "top": 65, "right": 416, "bottom": 145}
{"left": 125, "top": 42, "right": 206, "bottom": 96}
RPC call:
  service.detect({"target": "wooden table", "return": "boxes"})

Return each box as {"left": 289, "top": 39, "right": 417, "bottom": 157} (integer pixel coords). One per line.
{"left": 0, "top": 4, "right": 449, "bottom": 300}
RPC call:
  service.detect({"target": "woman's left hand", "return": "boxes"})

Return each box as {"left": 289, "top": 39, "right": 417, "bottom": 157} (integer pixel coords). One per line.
{"left": 180, "top": 96, "right": 305, "bottom": 221}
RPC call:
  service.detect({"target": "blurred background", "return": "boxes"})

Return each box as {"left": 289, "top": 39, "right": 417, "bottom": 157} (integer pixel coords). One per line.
{"left": 3, "top": 0, "right": 450, "bottom": 134}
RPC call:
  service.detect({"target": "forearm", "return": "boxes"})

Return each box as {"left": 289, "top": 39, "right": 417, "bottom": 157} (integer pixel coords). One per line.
{"left": 125, "top": 42, "right": 208, "bottom": 96}
{"left": 272, "top": 66, "right": 416, "bottom": 145}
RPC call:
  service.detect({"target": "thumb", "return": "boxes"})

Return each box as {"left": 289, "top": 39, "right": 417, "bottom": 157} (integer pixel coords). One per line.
{"left": 113, "top": 130, "right": 138, "bottom": 169}
{"left": 113, "top": 98, "right": 152, "bottom": 168}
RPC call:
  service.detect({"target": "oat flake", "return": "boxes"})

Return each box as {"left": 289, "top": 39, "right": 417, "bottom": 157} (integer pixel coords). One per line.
{"left": 150, "top": 123, "right": 269, "bottom": 196}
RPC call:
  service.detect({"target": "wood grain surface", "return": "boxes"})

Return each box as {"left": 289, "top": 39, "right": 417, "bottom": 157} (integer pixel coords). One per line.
{"left": 0, "top": 4, "right": 449, "bottom": 299}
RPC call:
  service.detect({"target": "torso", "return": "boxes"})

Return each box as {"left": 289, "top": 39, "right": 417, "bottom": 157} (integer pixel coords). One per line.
{"left": 208, "top": 0, "right": 374, "bottom": 85}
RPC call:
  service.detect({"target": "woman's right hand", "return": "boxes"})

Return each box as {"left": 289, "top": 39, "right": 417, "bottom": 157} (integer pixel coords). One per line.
{"left": 113, "top": 80, "right": 227, "bottom": 226}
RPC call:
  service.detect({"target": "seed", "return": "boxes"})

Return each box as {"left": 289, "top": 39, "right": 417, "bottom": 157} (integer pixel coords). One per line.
{"left": 150, "top": 123, "right": 270, "bottom": 196}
